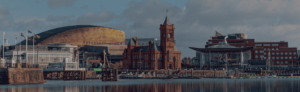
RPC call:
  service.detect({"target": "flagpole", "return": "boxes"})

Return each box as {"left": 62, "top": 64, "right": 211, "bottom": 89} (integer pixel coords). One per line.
{"left": 2, "top": 31, "right": 4, "bottom": 67}
{"left": 20, "top": 33, "right": 21, "bottom": 51}
{"left": 26, "top": 30, "right": 28, "bottom": 66}
{"left": 33, "top": 35, "right": 34, "bottom": 64}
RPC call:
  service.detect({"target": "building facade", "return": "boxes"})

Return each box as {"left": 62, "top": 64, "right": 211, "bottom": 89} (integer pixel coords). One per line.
{"left": 122, "top": 16, "right": 182, "bottom": 70}
{"left": 203, "top": 32, "right": 297, "bottom": 67}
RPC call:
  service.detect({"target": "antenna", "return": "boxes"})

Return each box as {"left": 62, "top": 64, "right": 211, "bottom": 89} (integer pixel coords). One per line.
{"left": 166, "top": 9, "right": 168, "bottom": 16}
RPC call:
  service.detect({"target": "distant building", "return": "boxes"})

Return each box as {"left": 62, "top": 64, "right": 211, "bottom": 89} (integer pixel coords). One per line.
{"left": 78, "top": 44, "right": 127, "bottom": 68}
{"left": 122, "top": 15, "right": 182, "bottom": 70}
{"left": 194, "top": 31, "right": 297, "bottom": 67}
{"left": 2, "top": 43, "right": 78, "bottom": 66}
{"left": 1, "top": 25, "right": 127, "bottom": 68}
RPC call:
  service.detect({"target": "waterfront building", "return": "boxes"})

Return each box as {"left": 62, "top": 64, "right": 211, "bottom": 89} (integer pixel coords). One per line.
{"left": 122, "top": 16, "right": 182, "bottom": 70}
{"left": 190, "top": 36, "right": 253, "bottom": 70}
{"left": 193, "top": 31, "right": 298, "bottom": 68}
{"left": 1, "top": 25, "right": 127, "bottom": 68}
{"left": 2, "top": 43, "right": 77, "bottom": 66}
{"left": 78, "top": 44, "right": 127, "bottom": 68}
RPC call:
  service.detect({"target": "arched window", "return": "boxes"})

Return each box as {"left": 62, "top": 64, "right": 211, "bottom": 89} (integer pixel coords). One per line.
{"left": 168, "top": 34, "right": 171, "bottom": 37}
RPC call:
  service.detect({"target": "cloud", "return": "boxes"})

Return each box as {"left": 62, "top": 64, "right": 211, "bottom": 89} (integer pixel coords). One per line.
{"left": 46, "top": 15, "right": 75, "bottom": 22}
{"left": 6, "top": 0, "right": 300, "bottom": 58}
{"left": 13, "top": 15, "right": 76, "bottom": 31}
{"left": 0, "top": 5, "right": 13, "bottom": 29}
{"left": 104, "top": 0, "right": 300, "bottom": 58}
{"left": 80, "top": 5, "right": 88, "bottom": 9}
{"left": 76, "top": 11, "right": 117, "bottom": 25}
{"left": 47, "top": 0, "right": 77, "bottom": 9}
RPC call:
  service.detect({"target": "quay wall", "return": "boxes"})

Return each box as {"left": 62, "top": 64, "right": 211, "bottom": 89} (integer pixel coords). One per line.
{"left": 0, "top": 68, "right": 45, "bottom": 85}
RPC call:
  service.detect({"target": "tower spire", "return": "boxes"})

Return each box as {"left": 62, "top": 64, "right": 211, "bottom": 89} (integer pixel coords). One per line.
{"left": 163, "top": 10, "right": 171, "bottom": 25}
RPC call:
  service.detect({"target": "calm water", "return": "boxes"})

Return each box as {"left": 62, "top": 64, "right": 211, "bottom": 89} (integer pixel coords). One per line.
{"left": 0, "top": 78, "right": 300, "bottom": 92}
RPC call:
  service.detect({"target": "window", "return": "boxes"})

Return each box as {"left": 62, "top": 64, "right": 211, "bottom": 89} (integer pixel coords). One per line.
{"left": 281, "top": 57, "right": 283, "bottom": 59}
{"left": 255, "top": 55, "right": 258, "bottom": 58}
{"left": 264, "top": 53, "right": 266, "bottom": 55}
{"left": 272, "top": 57, "right": 275, "bottom": 60}
{"left": 247, "top": 41, "right": 248, "bottom": 43}
{"left": 237, "top": 46, "right": 239, "bottom": 48}
{"left": 260, "top": 55, "right": 264, "bottom": 59}
{"left": 285, "top": 61, "right": 288, "bottom": 64}
{"left": 169, "top": 34, "right": 171, "bottom": 38}
{"left": 281, "top": 61, "right": 283, "bottom": 64}
{"left": 294, "top": 57, "right": 297, "bottom": 59}
{"left": 285, "top": 52, "right": 288, "bottom": 55}
{"left": 133, "top": 63, "right": 135, "bottom": 68}
{"left": 276, "top": 57, "right": 279, "bottom": 60}
{"left": 276, "top": 61, "right": 279, "bottom": 64}
{"left": 263, "top": 44, "right": 270, "bottom": 46}
{"left": 255, "top": 50, "right": 258, "bottom": 53}
{"left": 272, "top": 61, "right": 274, "bottom": 64}
{"left": 280, "top": 52, "right": 283, "bottom": 55}
{"left": 294, "top": 52, "right": 297, "bottom": 55}
{"left": 272, "top": 48, "right": 274, "bottom": 50}
{"left": 268, "top": 48, "right": 270, "bottom": 50}
{"left": 272, "top": 52, "right": 275, "bottom": 55}
{"left": 276, "top": 48, "right": 279, "bottom": 50}
{"left": 241, "top": 46, "right": 244, "bottom": 48}
{"left": 255, "top": 44, "right": 262, "bottom": 46}
{"left": 289, "top": 57, "right": 292, "bottom": 59}
{"left": 260, "top": 50, "right": 264, "bottom": 53}
{"left": 285, "top": 57, "right": 288, "bottom": 59}
{"left": 163, "top": 34, "right": 165, "bottom": 37}
{"left": 276, "top": 52, "right": 279, "bottom": 55}
{"left": 289, "top": 52, "right": 292, "bottom": 55}
{"left": 264, "top": 48, "right": 266, "bottom": 50}
{"left": 53, "top": 48, "right": 57, "bottom": 50}
{"left": 272, "top": 44, "right": 278, "bottom": 46}
{"left": 61, "top": 48, "right": 66, "bottom": 52}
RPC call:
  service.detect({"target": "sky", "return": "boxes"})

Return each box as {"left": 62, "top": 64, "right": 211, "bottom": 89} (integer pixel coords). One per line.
{"left": 1, "top": 0, "right": 300, "bottom": 58}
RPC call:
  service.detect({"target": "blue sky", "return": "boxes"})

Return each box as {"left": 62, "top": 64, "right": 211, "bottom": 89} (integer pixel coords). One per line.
{"left": 1, "top": 0, "right": 300, "bottom": 58}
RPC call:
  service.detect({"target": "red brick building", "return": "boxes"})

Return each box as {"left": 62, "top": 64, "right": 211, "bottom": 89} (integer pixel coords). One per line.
{"left": 122, "top": 16, "right": 182, "bottom": 70}
{"left": 206, "top": 32, "right": 297, "bottom": 67}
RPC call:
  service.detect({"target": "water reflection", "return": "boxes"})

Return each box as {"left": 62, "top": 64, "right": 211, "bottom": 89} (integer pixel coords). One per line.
{"left": 1, "top": 79, "right": 300, "bottom": 92}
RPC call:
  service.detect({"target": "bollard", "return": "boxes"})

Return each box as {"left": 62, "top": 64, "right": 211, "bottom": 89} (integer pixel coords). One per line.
{"left": 155, "top": 69, "right": 157, "bottom": 78}
{"left": 191, "top": 69, "right": 193, "bottom": 78}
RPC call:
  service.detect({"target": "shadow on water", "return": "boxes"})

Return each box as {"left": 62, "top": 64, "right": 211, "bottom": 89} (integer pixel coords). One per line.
{"left": 0, "top": 78, "right": 300, "bottom": 92}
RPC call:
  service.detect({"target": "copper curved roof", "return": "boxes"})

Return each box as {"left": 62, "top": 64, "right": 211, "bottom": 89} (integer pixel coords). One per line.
{"left": 20, "top": 25, "right": 118, "bottom": 45}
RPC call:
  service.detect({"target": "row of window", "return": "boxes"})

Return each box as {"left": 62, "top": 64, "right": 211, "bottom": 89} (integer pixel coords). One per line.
{"left": 255, "top": 51, "right": 297, "bottom": 55}
{"left": 129, "top": 54, "right": 179, "bottom": 61}
{"left": 127, "top": 62, "right": 163, "bottom": 69}
{"left": 255, "top": 56, "right": 297, "bottom": 60}
{"left": 271, "top": 52, "right": 297, "bottom": 55}
{"left": 272, "top": 61, "right": 296, "bottom": 65}
{"left": 255, "top": 44, "right": 279, "bottom": 46}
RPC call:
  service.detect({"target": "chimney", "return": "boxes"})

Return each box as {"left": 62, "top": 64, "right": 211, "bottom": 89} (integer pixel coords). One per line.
{"left": 135, "top": 37, "right": 138, "bottom": 46}
{"left": 149, "top": 41, "right": 153, "bottom": 50}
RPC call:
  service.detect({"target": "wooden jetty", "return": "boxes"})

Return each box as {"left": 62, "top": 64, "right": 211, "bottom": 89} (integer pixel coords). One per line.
{"left": 43, "top": 63, "right": 86, "bottom": 80}
{"left": 102, "top": 68, "right": 118, "bottom": 81}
